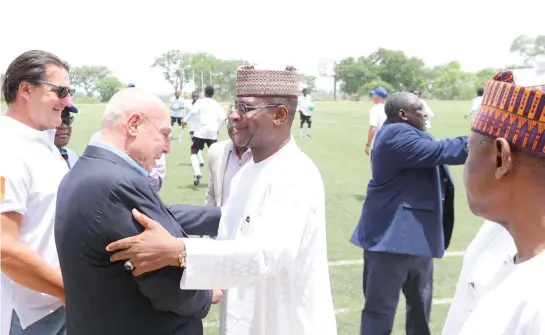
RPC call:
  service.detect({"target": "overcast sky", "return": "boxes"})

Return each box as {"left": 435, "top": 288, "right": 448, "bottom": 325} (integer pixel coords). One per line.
{"left": 1, "top": 0, "right": 543, "bottom": 94}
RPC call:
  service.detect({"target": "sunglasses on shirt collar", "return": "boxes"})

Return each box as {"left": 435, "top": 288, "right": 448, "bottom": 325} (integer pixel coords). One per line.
{"left": 36, "top": 80, "right": 76, "bottom": 99}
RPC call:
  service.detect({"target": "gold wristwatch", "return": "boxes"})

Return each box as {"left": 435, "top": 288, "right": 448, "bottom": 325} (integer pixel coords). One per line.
{"left": 178, "top": 249, "right": 187, "bottom": 268}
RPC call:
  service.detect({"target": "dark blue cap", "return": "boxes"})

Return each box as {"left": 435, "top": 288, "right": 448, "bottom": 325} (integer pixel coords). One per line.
{"left": 369, "top": 87, "right": 388, "bottom": 99}
{"left": 65, "top": 105, "right": 78, "bottom": 113}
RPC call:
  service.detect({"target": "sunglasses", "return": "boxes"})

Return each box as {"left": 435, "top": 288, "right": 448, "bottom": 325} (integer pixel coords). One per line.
{"left": 37, "top": 80, "right": 76, "bottom": 99}
{"left": 61, "top": 113, "right": 74, "bottom": 126}
{"left": 229, "top": 102, "right": 281, "bottom": 115}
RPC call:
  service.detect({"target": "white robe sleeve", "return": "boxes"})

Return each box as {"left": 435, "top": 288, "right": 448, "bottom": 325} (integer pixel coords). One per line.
{"left": 180, "top": 181, "right": 317, "bottom": 290}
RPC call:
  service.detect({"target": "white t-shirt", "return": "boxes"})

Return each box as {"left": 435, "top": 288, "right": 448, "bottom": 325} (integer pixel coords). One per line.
{"left": 369, "top": 103, "right": 386, "bottom": 147}
{"left": 459, "top": 249, "right": 545, "bottom": 334}
{"left": 184, "top": 99, "right": 198, "bottom": 132}
{"left": 169, "top": 96, "right": 185, "bottom": 118}
{"left": 470, "top": 96, "right": 483, "bottom": 115}
{"left": 442, "top": 220, "right": 516, "bottom": 335}
{"left": 297, "top": 95, "right": 313, "bottom": 116}
{"left": 0, "top": 115, "right": 68, "bottom": 328}
{"left": 185, "top": 97, "right": 226, "bottom": 140}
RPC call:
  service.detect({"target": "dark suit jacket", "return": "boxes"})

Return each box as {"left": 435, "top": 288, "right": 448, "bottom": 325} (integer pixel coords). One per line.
{"left": 350, "top": 121, "right": 468, "bottom": 259}
{"left": 55, "top": 145, "right": 219, "bottom": 335}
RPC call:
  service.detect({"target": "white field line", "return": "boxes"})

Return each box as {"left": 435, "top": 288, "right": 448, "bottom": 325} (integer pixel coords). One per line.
{"left": 328, "top": 250, "right": 465, "bottom": 267}
{"left": 203, "top": 298, "right": 454, "bottom": 328}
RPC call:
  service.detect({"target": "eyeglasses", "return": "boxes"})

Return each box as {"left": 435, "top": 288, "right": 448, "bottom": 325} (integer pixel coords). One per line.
{"left": 36, "top": 80, "right": 75, "bottom": 99}
{"left": 229, "top": 102, "right": 281, "bottom": 115}
{"left": 142, "top": 114, "right": 172, "bottom": 144}
{"left": 61, "top": 113, "right": 74, "bottom": 126}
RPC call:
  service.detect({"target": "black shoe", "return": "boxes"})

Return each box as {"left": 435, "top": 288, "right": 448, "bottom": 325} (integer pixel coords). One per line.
{"left": 193, "top": 174, "right": 202, "bottom": 186}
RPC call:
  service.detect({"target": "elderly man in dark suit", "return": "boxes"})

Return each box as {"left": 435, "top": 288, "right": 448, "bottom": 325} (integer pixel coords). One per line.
{"left": 350, "top": 92, "right": 468, "bottom": 335}
{"left": 54, "top": 88, "right": 222, "bottom": 335}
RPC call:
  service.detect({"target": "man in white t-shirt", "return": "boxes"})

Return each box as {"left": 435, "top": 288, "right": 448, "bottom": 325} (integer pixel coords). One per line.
{"left": 184, "top": 91, "right": 204, "bottom": 167}
{"left": 169, "top": 90, "right": 185, "bottom": 141}
{"left": 464, "top": 88, "right": 484, "bottom": 119}
{"left": 1, "top": 50, "right": 74, "bottom": 335}
{"left": 297, "top": 88, "right": 313, "bottom": 138}
{"left": 412, "top": 89, "right": 434, "bottom": 128}
{"left": 365, "top": 87, "right": 388, "bottom": 157}
{"left": 185, "top": 85, "right": 226, "bottom": 186}
{"left": 457, "top": 71, "right": 545, "bottom": 334}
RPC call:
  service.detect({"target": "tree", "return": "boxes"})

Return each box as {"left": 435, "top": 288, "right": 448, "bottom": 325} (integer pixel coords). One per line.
{"left": 429, "top": 61, "right": 475, "bottom": 100}
{"left": 300, "top": 74, "right": 316, "bottom": 93}
{"left": 152, "top": 50, "right": 189, "bottom": 92}
{"left": 96, "top": 76, "right": 123, "bottom": 102}
{"left": 71, "top": 66, "right": 111, "bottom": 97}
{"left": 152, "top": 51, "right": 251, "bottom": 99}
{"left": 510, "top": 35, "right": 545, "bottom": 64}
{"left": 368, "top": 48, "right": 427, "bottom": 92}
{"left": 336, "top": 56, "right": 377, "bottom": 94}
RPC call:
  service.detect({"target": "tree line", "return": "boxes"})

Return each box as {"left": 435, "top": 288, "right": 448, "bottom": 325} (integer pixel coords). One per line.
{"left": 334, "top": 34, "right": 545, "bottom": 101}
{"left": 0, "top": 35, "right": 543, "bottom": 102}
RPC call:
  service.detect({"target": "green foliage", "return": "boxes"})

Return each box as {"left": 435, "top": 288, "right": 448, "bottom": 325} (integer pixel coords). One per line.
{"left": 71, "top": 66, "right": 111, "bottom": 97}
{"left": 300, "top": 75, "right": 316, "bottom": 93}
{"left": 336, "top": 36, "right": 545, "bottom": 100}
{"left": 152, "top": 50, "right": 252, "bottom": 99}
{"left": 96, "top": 76, "right": 123, "bottom": 102}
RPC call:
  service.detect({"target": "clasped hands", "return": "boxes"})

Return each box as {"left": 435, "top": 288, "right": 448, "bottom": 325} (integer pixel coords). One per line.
{"left": 106, "top": 209, "right": 223, "bottom": 304}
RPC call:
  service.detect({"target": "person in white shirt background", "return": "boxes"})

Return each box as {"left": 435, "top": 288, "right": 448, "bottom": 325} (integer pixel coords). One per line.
{"left": 365, "top": 87, "right": 387, "bottom": 157}
{"left": 54, "top": 105, "right": 79, "bottom": 169}
{"left": 169, "top": 89, "right": 185, "bottom": 141}
{"left": 184, "top": 85, "right": 226, "bottom": 186}
{"left": 412, "top": 88, "right": 434, "bottom": 128}
{"left": 105, "top": 64, "right": 337, "bottom": 335}
{"left": 0, "top": 50, "right": 74, "bottom": 335}
{"left": 297, "top": 88, "right": 314, "bottom": 138}
{"left": 184, "top": 90, "right": 204, "bottom": 167}
{"left": 464, "top": 87, "right": 484, "bottom": 119}
{"left": 454, "top": 71, "right": 545, "bottom": 334}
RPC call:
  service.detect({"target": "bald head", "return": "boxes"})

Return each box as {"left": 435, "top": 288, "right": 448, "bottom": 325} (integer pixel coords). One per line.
{"left": 99, "top": 88, "right": 172, "bottom": 172}
{"left": 101, "top": 88, "right": 168, "bottom": 128}
{"left": 384, "top": 92, "right": 427, "bottom": 130}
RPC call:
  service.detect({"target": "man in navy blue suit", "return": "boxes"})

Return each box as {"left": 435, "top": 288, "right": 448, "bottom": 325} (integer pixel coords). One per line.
{"left": 350, "top": 92, "right": 468, "bottom": 335}
{"left": 55, "top": 88, "right": 222, "bottom": 335}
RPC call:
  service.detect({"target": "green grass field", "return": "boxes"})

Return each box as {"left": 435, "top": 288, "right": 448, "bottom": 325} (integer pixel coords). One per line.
{"left": 67, "top": 101, "right": 482, "bottom": 335}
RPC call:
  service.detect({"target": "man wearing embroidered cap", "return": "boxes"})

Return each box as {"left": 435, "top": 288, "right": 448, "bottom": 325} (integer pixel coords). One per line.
{"left": 106, "top": 65, "right": 338, "bottom": 335}
{"left": 456, "top": 71, "right": 545, "bottom": 334}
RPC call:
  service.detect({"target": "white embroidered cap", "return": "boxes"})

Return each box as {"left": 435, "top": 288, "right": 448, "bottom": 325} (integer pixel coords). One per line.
{"left": 236, "top": 65, "right": 300, "bottom": 97}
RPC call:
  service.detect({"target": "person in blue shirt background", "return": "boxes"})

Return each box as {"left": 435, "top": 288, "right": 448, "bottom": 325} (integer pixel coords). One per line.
{"left": 54, "top": 105, "right": 79, "bottom": 169}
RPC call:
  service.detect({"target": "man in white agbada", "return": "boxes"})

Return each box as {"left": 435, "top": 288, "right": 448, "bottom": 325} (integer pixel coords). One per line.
{"left": 454, "top": 71, "right": 545, "bottom": 334}
{"left": 106, "top": 65, "right": 337, "bottom": 335}
{"left": 442, "top": 221, "right": 515, "bottom": 335}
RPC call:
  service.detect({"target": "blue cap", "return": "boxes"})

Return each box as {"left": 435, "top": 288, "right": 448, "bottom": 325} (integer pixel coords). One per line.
{"left": 65, "top": 105, "right": 78, "bottom": 113}
{"left": 128, "top": 83, "right": 135, "bottom": 88}
{"left": 369, "top": 87, "right": 388, "bottom": 99}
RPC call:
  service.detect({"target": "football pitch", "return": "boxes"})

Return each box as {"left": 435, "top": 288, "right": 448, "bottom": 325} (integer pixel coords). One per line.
{"left": 66, "top": 100, "right": 483, "bottom": 335}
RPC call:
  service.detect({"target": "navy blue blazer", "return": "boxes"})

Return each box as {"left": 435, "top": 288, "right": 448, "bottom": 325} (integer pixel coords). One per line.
{"left": 350, "top": 121, "right": 468, "bottom": 259}
{"left": 55, "top": 145, "right": 219, "bottom": 335}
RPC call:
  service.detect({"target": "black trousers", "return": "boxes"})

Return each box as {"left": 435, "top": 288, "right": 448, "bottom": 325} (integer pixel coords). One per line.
{"left": 360, "top": 251, "right": 433, "bottom": 335}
